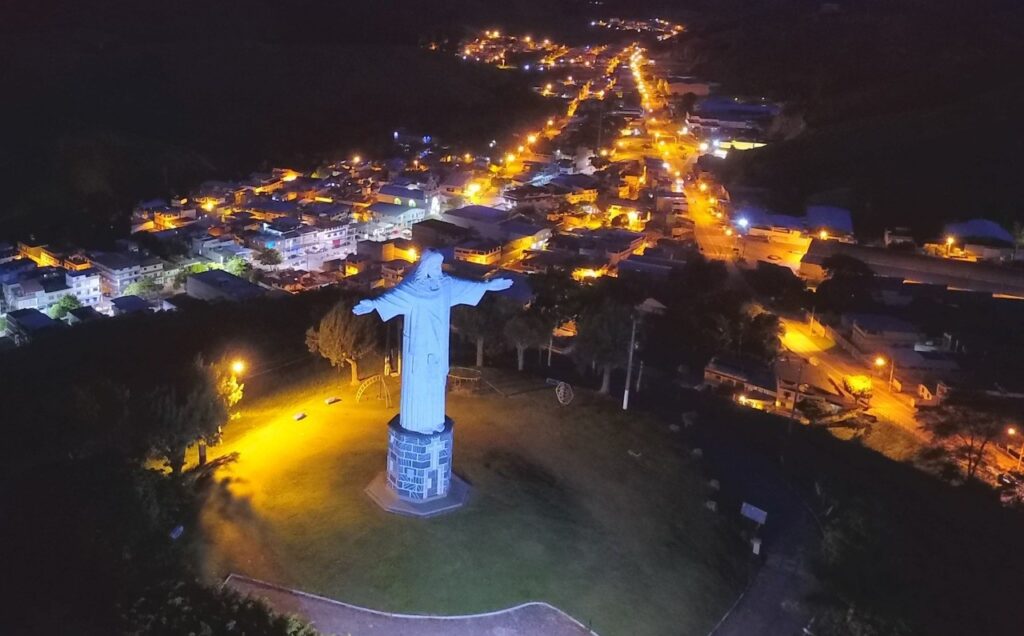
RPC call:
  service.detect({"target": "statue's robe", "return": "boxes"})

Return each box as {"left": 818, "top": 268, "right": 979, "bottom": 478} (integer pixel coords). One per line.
{"left": 369, "top": 275, "right": 490, "bottom": 433}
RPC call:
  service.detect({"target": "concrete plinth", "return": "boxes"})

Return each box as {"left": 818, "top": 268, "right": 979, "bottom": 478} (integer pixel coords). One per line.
{"left": 365, "top": 415, "right": 470, "bottom": 517}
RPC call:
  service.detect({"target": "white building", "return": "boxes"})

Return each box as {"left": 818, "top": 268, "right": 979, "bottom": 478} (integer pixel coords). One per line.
{"left": 2, "top": 267, "right": 102, "bottom": 313}
{"left": 249, "top": 219, "right": 356, "bottom": 271}
{"left": 89, "top": 252, "right": 164, "bottom": 297}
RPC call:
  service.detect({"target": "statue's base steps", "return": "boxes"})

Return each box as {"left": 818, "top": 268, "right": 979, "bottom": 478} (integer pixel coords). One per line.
{"left": 365, "top": 472, "right": 470, "bottom": 518}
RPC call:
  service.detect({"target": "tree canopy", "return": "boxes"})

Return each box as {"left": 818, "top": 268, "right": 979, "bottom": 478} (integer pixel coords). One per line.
{"left": 124, "top": 276, "right": 162, "bottom": 299}
{"left": 503, "top": 306, "right": 551, "bottom": 371}
{"left": 256, "top": 248, "right": 283, "bottom": 266}
{"left": 137, "top": 359, "right": 227, "bottom": 475}
{"left": 452, "top": 294, "right": 515, "bottom": 367}
{"left": 49, "top": 294, "right": 82, "bottom": 319}
{"left": 572, "top": 298, "right": 634, "bottom": 394}
{"left": 919, "top": 391, "right": 1017, "bottom": 481}
{"left": 306, "top": 301, "right": 379, "bottom": 384}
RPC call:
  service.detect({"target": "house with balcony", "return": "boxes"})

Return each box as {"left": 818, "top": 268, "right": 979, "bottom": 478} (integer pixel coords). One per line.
{"left": 89, "top": 251, "right": 164, "bottom": 297}
{"left": 248, "top": 218, "right": 355, "bottom": 271}
{"left": 2, "top": 267, "right": 102, "bottom": 313}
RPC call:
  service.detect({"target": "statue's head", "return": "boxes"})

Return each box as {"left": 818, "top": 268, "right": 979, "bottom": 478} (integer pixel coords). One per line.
{"left": 412, "top": 249, "right": 444, "bottom": 282}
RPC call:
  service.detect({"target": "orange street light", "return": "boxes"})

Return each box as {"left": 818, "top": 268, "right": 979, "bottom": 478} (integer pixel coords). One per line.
{"left": 819, "top": 230, "right": 829, "bottom": 240}
{"left": 231, "top": 359, "right": 246, "bottom": 375}
{"left": 875, "top": 356, "right": 895, "bottom": 391}
{"left": 527, "top": 134, "right": 537, "bottom": 144}
{"left": 1009, "top": 426, "right": 1023, "bottom": 469}
{"left": 698, "top": 182, "right": 708, "bottom": 192}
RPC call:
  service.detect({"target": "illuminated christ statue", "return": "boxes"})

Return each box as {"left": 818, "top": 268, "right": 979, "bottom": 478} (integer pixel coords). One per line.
{"left": 353, "top": 250, "right": 511, "bottom": 434}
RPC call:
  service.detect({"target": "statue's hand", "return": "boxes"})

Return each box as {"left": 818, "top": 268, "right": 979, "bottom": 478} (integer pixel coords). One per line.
{"left": 352, "top": 299, "right": 375, "bottom": 315}
{"left": 487, "top": 277, "right": 513, "bottom": 291}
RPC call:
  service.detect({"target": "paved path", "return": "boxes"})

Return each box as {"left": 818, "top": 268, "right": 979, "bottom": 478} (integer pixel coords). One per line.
{"left": 225, "top": 574, "right": 595, "bottom": 636}
{"left": 688, "top": 413, "right": 821, "bottom": 636}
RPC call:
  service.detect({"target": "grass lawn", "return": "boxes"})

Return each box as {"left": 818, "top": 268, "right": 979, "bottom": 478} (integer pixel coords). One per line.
{"left": 198, "top": 370, "right": 748, "bottom": 636}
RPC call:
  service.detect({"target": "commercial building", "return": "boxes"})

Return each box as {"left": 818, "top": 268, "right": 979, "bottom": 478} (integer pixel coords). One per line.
{"left": 800, "top": 239, "right": 1024, "bottom": 298}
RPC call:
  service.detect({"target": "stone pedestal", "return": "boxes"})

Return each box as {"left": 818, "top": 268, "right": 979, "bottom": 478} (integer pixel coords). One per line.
{"left": 365, "top": 415, "right": 470, "bottom": 517}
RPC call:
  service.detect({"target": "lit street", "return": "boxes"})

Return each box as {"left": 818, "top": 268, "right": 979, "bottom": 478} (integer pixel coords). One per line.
{"left": 5, "top": 6, "right": 1024, "bottom": 636}
{"left": 779, "top": 317, "right": 922, "bottom": 435}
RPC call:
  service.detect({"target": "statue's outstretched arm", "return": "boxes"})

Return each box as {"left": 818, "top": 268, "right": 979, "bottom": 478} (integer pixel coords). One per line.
{"left": 449, "top": 276, "right": 513, "bottom": 307}
{"left": 352, "top": 298, "right": 377, "bottom": 315}
{"left": 353, "top": 288, "right": 410, "bottom": 321}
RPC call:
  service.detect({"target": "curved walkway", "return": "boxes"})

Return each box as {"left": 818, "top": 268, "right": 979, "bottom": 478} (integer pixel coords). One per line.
{"left": 225, "top": 574, "right": 597, "bottom": 636}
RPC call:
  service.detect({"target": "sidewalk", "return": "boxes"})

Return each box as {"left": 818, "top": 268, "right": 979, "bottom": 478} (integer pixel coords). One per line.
{"left": 226, "top": 574, "right": 596, "bottom": 636}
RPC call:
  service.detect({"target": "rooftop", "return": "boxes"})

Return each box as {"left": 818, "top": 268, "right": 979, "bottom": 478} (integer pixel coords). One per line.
{"left": 445, "top": 205, "right": 510, "bottom": 224}
{"left": 189, "top": 269, "right": 265, "bottom": 300}
{"left": 6, "top": 308, "right": 61, "bottom": 332}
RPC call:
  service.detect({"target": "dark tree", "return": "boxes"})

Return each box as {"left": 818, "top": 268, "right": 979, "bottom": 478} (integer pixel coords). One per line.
{"left": 815, "top": 254, "right": 875, "bottom": 313}
{"left": 503, "top": 306, "right": 551, "bottom": 371}
{"left": 573, "top": 298, "right": 634, "bottom": 394}
{"left": 452, "top": 294, "right": 513, "bottom": 367}
{"left": 306, "top": 301, "right": 379, "bottom": 385}
{"left": 138, "top": 360, "right": 227, "bottom": 475}
{"left": 919, "top": 392, "right": 1014, "bottom": 481}
{"left": 256, "top": 248, "right": 283, "bottom": 266}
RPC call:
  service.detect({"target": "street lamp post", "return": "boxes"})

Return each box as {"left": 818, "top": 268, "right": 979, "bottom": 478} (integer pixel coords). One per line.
{"left": 875, "top": 355, "right": 895, "bottom": 392}
{"left": 622, "top": 316, "right": 638, "bottom": 411}
{"left": 787, "top": 357, "right": 807, "bottom": 434}
{"left": 1008, "top": 427, "right": 1023, "bottom": 471}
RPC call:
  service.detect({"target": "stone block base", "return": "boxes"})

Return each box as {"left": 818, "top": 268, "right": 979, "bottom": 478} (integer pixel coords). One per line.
{"left": 364, "top": 415, "right": 469, "bottom": 517}
{"left": 386, "top": 415, "right": 454, "bottom": 501}
{"left": 365, "top": 471, "right": 471, "bottom": 518}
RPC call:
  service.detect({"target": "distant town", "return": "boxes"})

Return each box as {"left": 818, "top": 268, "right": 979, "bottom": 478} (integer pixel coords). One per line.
{"left": 7, "top": 5, "right": 1024, "bottom": 635}
{"left": 4, "top": 19, "right": 1024, "bottom": 476}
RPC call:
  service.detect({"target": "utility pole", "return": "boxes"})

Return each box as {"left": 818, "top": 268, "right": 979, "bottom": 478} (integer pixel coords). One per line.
{"left": 622, "top": 316, "right": 638, "bottom": 410}
{"left": 787, "top": 357, "right": 807, "bottom": 434}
